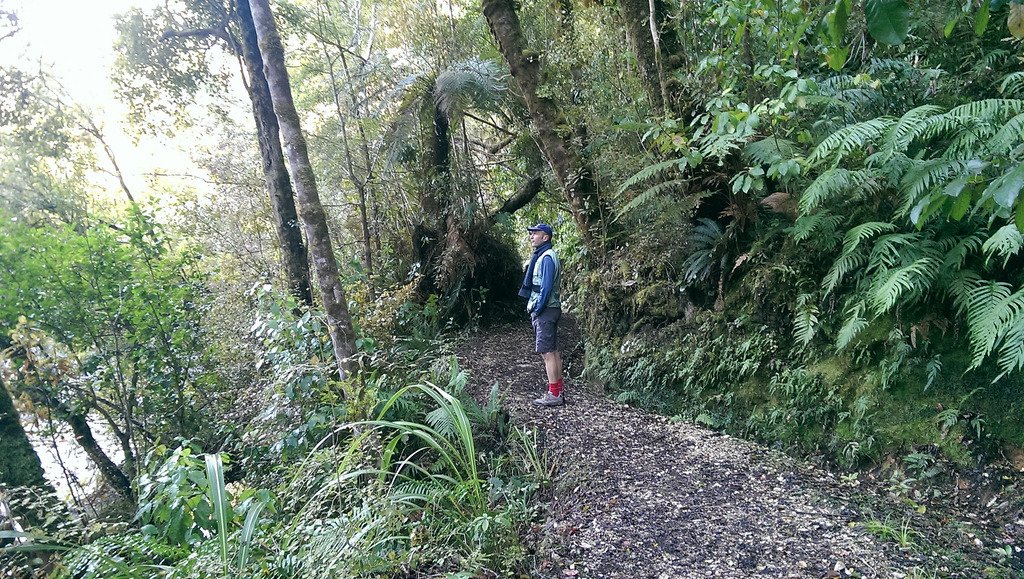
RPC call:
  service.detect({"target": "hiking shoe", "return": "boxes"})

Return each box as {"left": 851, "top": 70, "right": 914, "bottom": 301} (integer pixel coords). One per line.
{"left": 532, "top": 392, "right": 564, "bottom": 407}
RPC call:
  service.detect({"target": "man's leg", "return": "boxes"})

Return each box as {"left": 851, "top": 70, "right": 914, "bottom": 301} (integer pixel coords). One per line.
{"left": 541, "top": 351, "right": 562, "bottom": 384}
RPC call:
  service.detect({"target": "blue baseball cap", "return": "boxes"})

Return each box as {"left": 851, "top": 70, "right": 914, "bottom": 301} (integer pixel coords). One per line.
{"left": 527, "top": 223, "right": 553, "bottom": 236}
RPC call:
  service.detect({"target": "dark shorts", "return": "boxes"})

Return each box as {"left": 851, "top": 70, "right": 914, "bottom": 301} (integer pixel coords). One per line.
{"left": 532, "top": 307, "right": 561, "bottom": 353}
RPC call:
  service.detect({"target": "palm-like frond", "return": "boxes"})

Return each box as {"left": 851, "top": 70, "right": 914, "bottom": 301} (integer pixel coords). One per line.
{"left": 867, "top": 257, "right": 940, "bottom": 313}
{"left": 433, "top": 58, "right": 505, "bottom": 118}
{"left": 682, "top": 218, "right": 726, "bottom": 284}
{"left": 617, "top": 157, "right": 687, "bottom": 195}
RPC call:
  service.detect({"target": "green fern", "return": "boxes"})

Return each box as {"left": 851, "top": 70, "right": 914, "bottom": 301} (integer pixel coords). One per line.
{"left": 808, "top": 117, "right": 893, "bottom": 165}
{"left": 617, "top": 157, "right": 688, "bottom": 195}
{"left": 616, "top": 178, "right": 687, "bottom": 217}
{"left": 787, "top": 210, "right": 846, "bottom": 246}
{"left": 793, "top": 293, "right": 820, "bottom": 346}
{"left": 823, "top": 222, "right": 897, "bottom": 294}
{"left": 981, "top": 224, "right": 1023, "bottom": 267}
{"left": 985, "top": 113, "right": 1024, "bottom": 156}
{"left": 56, "top": 533, "right": 187, "bottom": 578}
{"left": 867, "top": 257, "right": 940, "bottom": 313}
{"left": 836, "top": 301, "right": 869, "bottom": 350}
{"left": 877, "top": 105, "right": 944, "bottom": 161}
{"left": 799, "top": 168, "right": 879, "bottom": 213}
{"left": 743, "top": 136, "right": 798, "bottom": 165}
{"left": 998, "top": 72, "right": 1024, "bottom": 97}
{"left": 433, "top": 58, "right": 505, "bottom": 118}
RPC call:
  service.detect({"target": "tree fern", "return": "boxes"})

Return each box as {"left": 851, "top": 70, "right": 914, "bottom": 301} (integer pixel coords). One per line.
{"left": 433, "top": 58, "right": 505, "bottom": 118}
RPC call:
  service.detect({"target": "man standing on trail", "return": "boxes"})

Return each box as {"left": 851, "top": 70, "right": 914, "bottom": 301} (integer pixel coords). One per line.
{"left": 520, "top": 223, "right": 564, "bottom": 407}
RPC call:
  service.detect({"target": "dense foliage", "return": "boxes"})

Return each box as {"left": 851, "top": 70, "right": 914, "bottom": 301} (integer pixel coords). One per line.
{"left": 2, "top": 0, "right": 1024, "bottom": 575}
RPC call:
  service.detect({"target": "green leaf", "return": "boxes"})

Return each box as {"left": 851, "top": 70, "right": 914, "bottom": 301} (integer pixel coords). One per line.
{"left": 975, "top": 0, "right": 991, "bottom": 35}
{"left": 983, "top": 162, "right": 1024, "bottom": 209}
{"left": 865, "top": 0, "right": 909, "bottom": 45}
{"left": 826, "top": 47, "right": 850, "bottom": 71}
{"left": 828, "top": 0, "right": 852, "bottom": 44}
{"left": 951, "top": 190, "right": 973, "bottom": 220}
{"left": 943, "top": 15, "right": 960, "bottom": 37}
{"left": 1016, "top": 197, "right": 1024, "bottom": 231}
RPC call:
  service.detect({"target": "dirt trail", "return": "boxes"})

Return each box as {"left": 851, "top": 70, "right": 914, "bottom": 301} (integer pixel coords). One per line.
{"left": 457, "top": 317, "right": 979, "bottom": 578}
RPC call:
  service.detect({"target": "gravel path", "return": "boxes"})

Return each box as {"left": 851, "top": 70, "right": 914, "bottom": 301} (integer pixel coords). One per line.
{"left": 458, "top": 317, "right": 945, "bottom": 578}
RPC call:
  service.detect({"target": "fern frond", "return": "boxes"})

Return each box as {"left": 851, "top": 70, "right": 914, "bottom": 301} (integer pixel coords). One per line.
{"left": 787, "top": 211, "right": 846, "bottom": 244}
{"left": 880, "top": 105, "right": 944, "bottom": 157}
{"left": 996, "top": 315, "right": 1024, "bottom": 375}
{"left": 743, "top": 137, "right": 799, "bottom": 165}
{"left": 841, "top": 221, "right": 898, "bottom": 254}
{"left": 899, "top": 158, "right": 972, "bottom": 206}
{"left": 424, "top": 406, "right": 456, "bottom": 439}
{"left": 799, "top": 168, "right": 879, "bottom": 213}
{"left": 981, "top": 224, "right": 1023, "bottom": 267}
{"left": 941, "top": 234, "right": 983, "bottom": 270}
{"left": 808, "top": 118, "right": 894, "bottom": 165}
{"left": 945, "top": 99, "right": 1024, "bottom": 122}
{"left": 616, "top": 179, "right": 687, "bottom": 217}
{"left": 793, "top": 293, "right": 820, "bottom": 346}
{"left": 823, "top": 252, "right": 867, "bottom": 294}
{"left": 836, "top": 302, "right": 868, "bottom": 350}
{"left": 433, "top": 58, "right": 505, "bottom": 117}
{"left": 867, "top": 232, "right": 923, "bottom": 269}
{"left": 868, "top": 257, "right": 940, "bottom": 313}
{"left": 999, "top": 72, "right": 1024, "bottom": 97}
{"left": 822, "top": 222, "right": 897, "bottom": 293}
{"left": 617, "top": 158, "right": 687, "bottom": 195}
{"left": 987, "top": 113, "right": 1024, "bottom": 156}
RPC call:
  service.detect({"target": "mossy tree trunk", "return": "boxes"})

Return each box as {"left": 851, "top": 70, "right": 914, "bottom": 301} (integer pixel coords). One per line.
{"left": 236, "top": 0, "right": 314, "bottom": 307}
{"left": 616, "top": 0, "right": 687, "bottom": 117}
{"left": 481, "top": 0, "right": 611, "bottom": 257}
{"left": 249, "top": 0, "right": 358, "bottom": 380}
{"left": 0, "top": 385, "right": 50, "bottom": 491}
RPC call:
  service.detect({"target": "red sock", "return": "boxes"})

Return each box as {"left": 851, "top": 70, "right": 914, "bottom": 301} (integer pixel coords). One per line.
{"left": 550, "top": 378, "right": 563, "bottom": 397}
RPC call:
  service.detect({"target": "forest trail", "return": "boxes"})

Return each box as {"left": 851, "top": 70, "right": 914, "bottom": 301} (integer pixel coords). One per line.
{"left": 458, "top": 316, "right": 949, "bottom": 578}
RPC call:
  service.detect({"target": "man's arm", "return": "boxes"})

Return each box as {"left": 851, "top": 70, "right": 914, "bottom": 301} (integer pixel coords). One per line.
{"left": 532, "top": 255, "right": 555, "bottom": 314}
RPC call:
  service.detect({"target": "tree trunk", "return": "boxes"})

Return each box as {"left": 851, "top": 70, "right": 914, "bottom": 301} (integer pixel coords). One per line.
{"left": 617, "top": 0, "right": 687, "bottom": 116}
{"left": 481, "top": 0, "right": 610, "bottom": 255}
{"left": 236, "top": 0, "right": 314, "bottom": 307}
{"left": 249, "top": 0, "right": 358, "bottom": 380}
{"left": 0, "top": 385, "right": 51, "bottom": 490}
{"left": 65, "top": 412, "right": 133, "bottom": 499}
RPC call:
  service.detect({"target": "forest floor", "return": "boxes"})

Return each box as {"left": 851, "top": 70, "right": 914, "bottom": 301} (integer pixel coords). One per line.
{"left": 457, "top": 315, "right": 1023, "bottom": 578}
